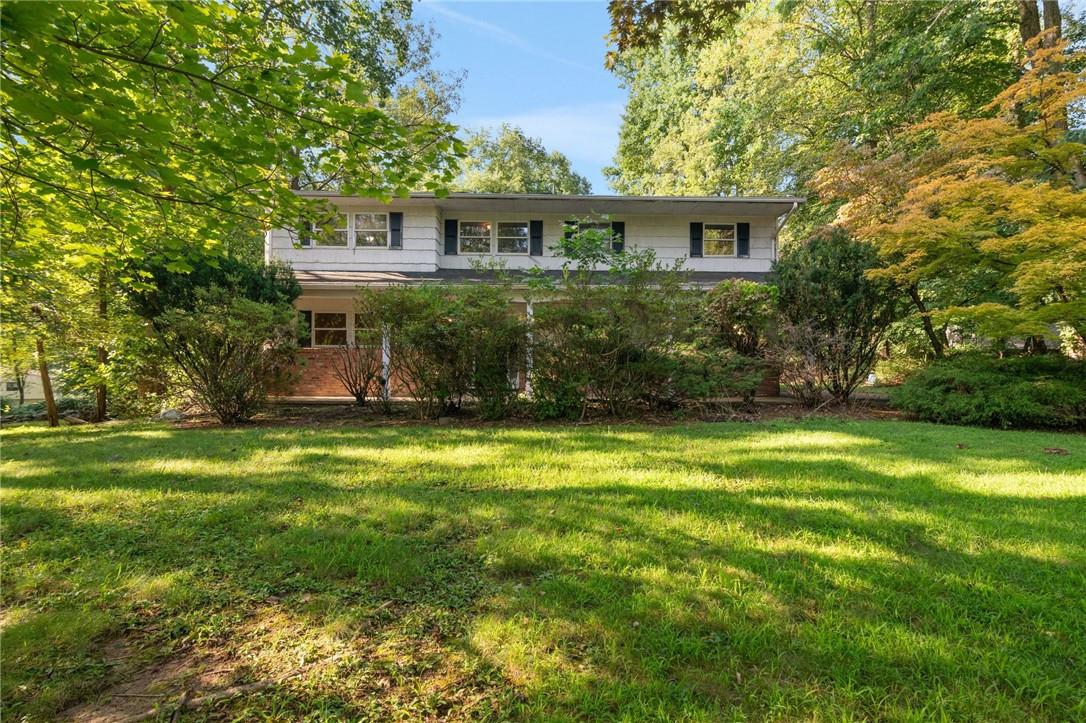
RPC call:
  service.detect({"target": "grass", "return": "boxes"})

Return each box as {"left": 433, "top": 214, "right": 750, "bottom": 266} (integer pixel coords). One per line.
{"left": 2, "top": 418, "right": 1085, "bottom": 721}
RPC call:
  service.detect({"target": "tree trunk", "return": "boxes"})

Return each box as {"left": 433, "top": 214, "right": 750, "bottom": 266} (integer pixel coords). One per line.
{"left": 1042, "top": 1, "right": 1061, "bottom": 43}
{"left": 95, "top": 268, "right": 108, "bottom": 422}
{"left": 14, "top": 360, "right": 26, "bottom": 405}
{"left": 907, "top": 285, "right": 945, "bottom": 359}
{"left": 1018, "top": 0, "right": 1041, "bottom": 47}
{"left": 36, "top": 337, "right": 59, "bottom": 427}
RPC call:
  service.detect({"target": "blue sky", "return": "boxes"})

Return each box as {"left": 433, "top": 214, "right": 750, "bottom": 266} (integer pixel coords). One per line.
{"left": 415, "top": 1, "right": 625, "bottom": 192}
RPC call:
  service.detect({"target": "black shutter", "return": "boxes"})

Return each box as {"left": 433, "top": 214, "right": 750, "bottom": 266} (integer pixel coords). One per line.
{"left": 299, "top": 223, "right": 312, "bottom": 247}
{"left": 737, "top": 222, "right": 750, "bottom": 257}
{"left": 444, "top": 218, "right": 458, "bottom": 255}
{"left": 689, "top": 222, "right": 703, "bottom": 258}
{"left": 299, "top": 310, "right": 312, "bottom": 348}
{"left": 389, "top": 212, "right": 403, "bottom": 249}
{"left": 529, "top": 220, "right": 544, "bottom": 256}
{"left": 611, "top": 221, "right": 625, "bottom": 253}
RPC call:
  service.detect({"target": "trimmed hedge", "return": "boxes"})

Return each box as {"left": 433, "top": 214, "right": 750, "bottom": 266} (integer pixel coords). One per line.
{"left": 890, "top": 353, "right": 1086, "bottom": 430}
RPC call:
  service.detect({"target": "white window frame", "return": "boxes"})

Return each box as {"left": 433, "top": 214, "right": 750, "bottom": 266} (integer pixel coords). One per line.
{"left": 458, "top": 220, "right": 493, "bottom": 254}
{"left": 310, "top": 213, "right": 350, "bottom": 248}
{"left": 496, "top": 221, "right": 530, "bottom": 255}
{"left": 703, "top": 223, "right": 737, "bottom": 257}
{"left": 311, "top": 311, "right": 349, "bottom": 347}
{"left": 352, "top": 313, "right": 382, "bottom": 348}
{"left": 352, "top": 212, "right": 390, "bottom": 249}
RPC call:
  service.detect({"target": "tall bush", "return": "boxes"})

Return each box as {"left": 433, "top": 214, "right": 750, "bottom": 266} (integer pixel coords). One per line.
{"left": 700, "top": 280, "right": 779, "bottom": 404}
{"left": 772, "top": 227, "right": 902, "bottom": 405}
{"left": 128, "top": 257, "right": 301, "bottom": 423}
{"left": 356, "top": 285, "right": 526, "bottom": 419}
{"left": 529, "top": 220, "right": 755, "bottom": 419}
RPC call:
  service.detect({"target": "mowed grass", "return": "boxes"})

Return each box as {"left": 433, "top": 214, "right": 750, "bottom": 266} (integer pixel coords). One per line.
{"left": 2, "top": 419, "right": 1085, "bottom": 721}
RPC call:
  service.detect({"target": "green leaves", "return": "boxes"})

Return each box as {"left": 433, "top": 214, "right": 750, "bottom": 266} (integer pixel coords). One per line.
{"left": 1, "top": 0, "right": 461, "bottom": 288}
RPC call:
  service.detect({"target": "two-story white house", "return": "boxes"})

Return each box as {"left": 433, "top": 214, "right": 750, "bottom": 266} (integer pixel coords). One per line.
{"left": 266, "top": 192, "right": 803, "bottom": 398}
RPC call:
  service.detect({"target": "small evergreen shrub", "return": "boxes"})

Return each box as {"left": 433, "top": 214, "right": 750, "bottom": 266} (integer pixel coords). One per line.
{"left": 890, "top": 353, "right": 1086, "bottom": 429}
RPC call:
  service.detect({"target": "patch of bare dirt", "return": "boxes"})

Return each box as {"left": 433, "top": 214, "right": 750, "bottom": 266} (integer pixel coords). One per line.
{"left": 65, "top": 641, "right": 240, "bottom": 723}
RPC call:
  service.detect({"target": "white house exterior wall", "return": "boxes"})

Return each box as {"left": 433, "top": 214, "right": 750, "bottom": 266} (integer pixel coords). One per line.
{"left": 267, "top": 204, "right": 441, "bottom": 272}
{"left": 269, "top": 204, "right": 782, "bottom": 274}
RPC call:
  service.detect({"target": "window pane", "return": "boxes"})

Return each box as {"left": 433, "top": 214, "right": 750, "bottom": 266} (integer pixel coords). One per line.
{"left": 315, "top": 231, "right": 348, "bottom": 247}
{"left": 460, "top": 221, "right": 491, "bottom": 237}
{"left": 704, "top": 238, "right": 735, "bottom": 256}
{"left": 704, "top": 224, "right": 734, "bottom": 241}
{"left": 704, "top": 224, "right": 735, "bottom": 256}
{"left": 314, "top": 329, "right": 347, "bottom": 346}
{"left": 314, "top": 312, "right": 346, "bottom": 328}
{"left": 336, "top": 213, "right": 349, "bottom": 230}
{"left": 498, "top": 235, "right": 529, "bottom": 254}
{"left": 354, "top": 213, "right": 387, "bottom": 230}
{"left": 355, "top": 230, "right": 388, "bottom": 247}
{"left": 498, "top": 222, "right": 528, "bottom": 239}
{"left": 460, "top": 236, "right": 491, "bottom": 253}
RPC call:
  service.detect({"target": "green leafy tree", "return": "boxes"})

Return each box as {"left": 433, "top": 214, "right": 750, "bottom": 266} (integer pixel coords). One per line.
{"left": 605, "top": 0, "right": 1021, "bottom": 239}
{"left": 1, "top": 0, "right": 462, "bottom": 278}
{"left": 455, "top": 125, "right": 591, "bottom": 194}
{"left": 772, "top": 227, "right": 902, "bottom": 404}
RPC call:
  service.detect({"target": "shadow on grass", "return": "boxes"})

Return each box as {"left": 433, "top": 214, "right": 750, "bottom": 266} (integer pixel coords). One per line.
{"left": 2, "top": 419, "right": 1084, "bottom": 720}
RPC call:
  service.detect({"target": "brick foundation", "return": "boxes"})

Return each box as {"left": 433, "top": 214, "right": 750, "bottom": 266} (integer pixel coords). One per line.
{"left": 283, "top": 349, "right": 782, "bottom": 399}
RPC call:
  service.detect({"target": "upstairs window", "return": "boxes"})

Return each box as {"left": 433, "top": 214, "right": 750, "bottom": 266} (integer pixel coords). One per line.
{"left": 354, "top": 213, "right": 389, "bottom": 248}
{"left": 497, "top": 222, "right": 529, "bottom": 254}
{"left": 459, "top": 221, "right": 492, "bottom": 254}
{"left": 312, "top": 312, "right": 347, "bottom": 346}
{"left": 311, "top": 214, "right": 349, "bottom": 247}
{"left": 704, "top": 223, "right": 736, "bottom": 256}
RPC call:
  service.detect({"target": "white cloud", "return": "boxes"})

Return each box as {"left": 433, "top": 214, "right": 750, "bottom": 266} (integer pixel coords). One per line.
{"left": 461, "top": 100, "right": 624, "bottom": 170}
{"left": 422, "top": 1, "right": 596, "bottom": 72}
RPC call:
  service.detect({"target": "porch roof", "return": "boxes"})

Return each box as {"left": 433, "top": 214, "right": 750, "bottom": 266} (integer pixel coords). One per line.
{"left": 294, "top": 268, "right": 768, "bottom": 292}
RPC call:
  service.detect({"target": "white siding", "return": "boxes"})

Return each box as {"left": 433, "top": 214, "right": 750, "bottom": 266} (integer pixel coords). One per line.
{"left": 437, "top": 212, "right": 776, "bottom": 273}
{"left": 269, "top": 205, "right": 440, "bottom": 272}
{"left": 269, "top": 201, "right": 782, "bottom": 275}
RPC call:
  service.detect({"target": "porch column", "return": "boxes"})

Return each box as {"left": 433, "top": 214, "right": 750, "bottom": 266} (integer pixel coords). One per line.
{"left": 381, "top": 325, "right": 391, "bottom": 402}
{"left": 524, "top": 300, "right": 533, "bottom": 397}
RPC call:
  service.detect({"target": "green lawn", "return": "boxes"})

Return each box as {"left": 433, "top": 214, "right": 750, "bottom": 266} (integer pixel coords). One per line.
{"left": 3, "top": 419, "right": 1085, "bottom": 721}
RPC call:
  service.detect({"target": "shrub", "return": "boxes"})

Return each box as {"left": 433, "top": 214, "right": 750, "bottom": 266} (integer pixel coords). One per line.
{"left": 700, "top": 279, "right": 780, "bottom": 404}
{"left": 702, "top": 279, "right": 779, "bottom": 358}
{"left": 128, "top": 256, "right": 302, "bottom": 423}
{"left": 772, "top": 227, "right": 902, "bottom": 405}
{"left": 359, "top": 285, "right": 527, "bottom": 419}
{"left": 530, "top": 222, "right": 756, "bottom": 419}
{"left": 155, "top": 288, "right": 299, "bottom": 423}
{"left": 890, "top": 353, "right": 1086, "bottom": 429}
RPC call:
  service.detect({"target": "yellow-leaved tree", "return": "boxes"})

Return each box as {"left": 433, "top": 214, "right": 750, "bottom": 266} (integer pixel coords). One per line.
{"left": 815, "top": 35, "right": 1085, "bottom": 357}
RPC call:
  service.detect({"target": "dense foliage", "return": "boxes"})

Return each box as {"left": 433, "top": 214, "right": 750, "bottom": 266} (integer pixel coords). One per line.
{"left": 529, "top": 224, "right": 758, "bottom": 419}
{"left": 605, "top": 0, "right": 1023, "bottom": 238}
{"left": 772, "top": 228, "right": 902, "bottom": 404}
{"left": 355, "top": 284, "right": 527, "bottom": 419}
{"left": 815, "top": 37, "right": 1086, "bottom": 352}
{"left": 129, "top": 256, "right": 303, "bottom": 423}
{"left": 454, "top": 124, "right": 592, "bottom": 194}
{"left": 891, "top": 353, "right": 1086, "bottom": 429}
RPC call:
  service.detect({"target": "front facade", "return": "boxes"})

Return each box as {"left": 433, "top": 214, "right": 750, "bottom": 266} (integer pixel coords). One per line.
{"left": 267, "top": 192, "right": 802, "bottom": 399}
